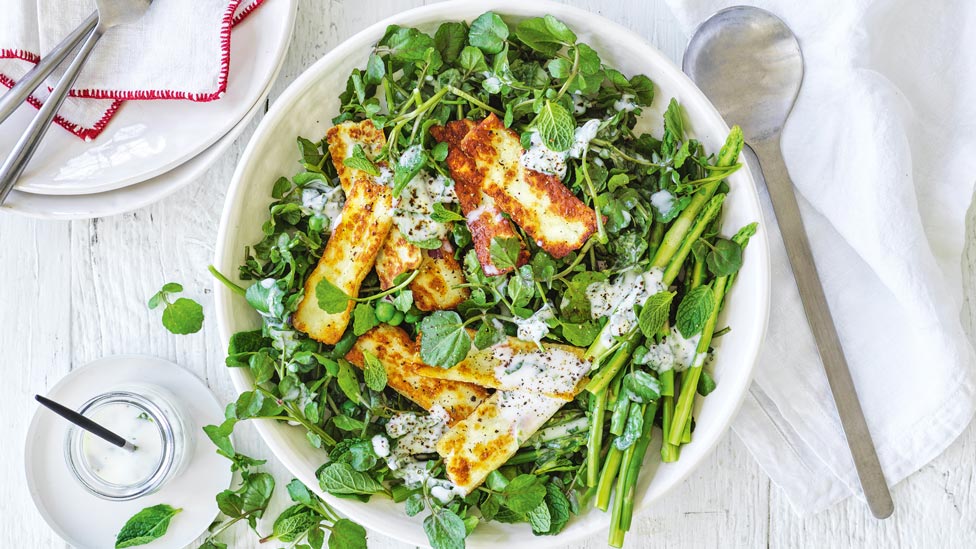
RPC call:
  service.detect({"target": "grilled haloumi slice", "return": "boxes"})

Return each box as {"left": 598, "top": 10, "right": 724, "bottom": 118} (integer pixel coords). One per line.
{"left": 293, "top": 175, "right": 394, "bottom": 344}
{"left": 326, "top": 120, "right": 387, "bottom": 194}
{"left": 458, "top": 114, "right": 597, "bottom": 259}
{"left": 415, "top": 339, "right": 590, "bottom": 401}
{"left": 410, "top": 241, "right": 469, "bottom": 311}
{"left": 436, "top": 389, "right": 568, "bottom": 494}
{"left": 346, "top": 325, "right": 488, "bottom": 425}
{"left": 375, "top": 226, "right": 424, "bottom": 289}
{"left": 430, "top": 120, "right": 528, "bottom": 276}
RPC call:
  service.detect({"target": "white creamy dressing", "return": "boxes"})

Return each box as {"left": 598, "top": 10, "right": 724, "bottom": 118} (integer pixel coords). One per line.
{"left": 82, "top": 403, "right": 162, "bottom": 486}
{"left": 650, "top": 189, "right": 675, "bottom": 218}
{"left": 254, "top": 277, "right": 300, "bottom": 357}
{"left": 375, "top": 165, "right": 394, "bottom": 187}
{"left": 641, "top": 327, "right": 705, "bottom": 372}
{"left": 572, "top": 90, "right": 590, "bottom": 114}
{"left": 492, "top": 345, "right": 589, "bottom": 396}
{"left": 514, "top": 304, "right": 554, "bottom": 344}
{"left": 495, "top": 390, "right": 565, "bottom": 445}
{"left": 613, "top": 93, "right": 638, "bottom": 112}
{"left": 481, "top": 71, "right": 502, "bottom": 93}
{"left": 383, "top": 406, "right": 464, "bottom": 504}
{"left": 586, "top": 268, "right": 666, "bottom": 349}
{"left": 393, "top": 169, "right": 457, "bottom": 245}
{"left": 301, "top": 183, "right": 345, "bottom": 230}
{"left": 519, "top": 119, "right": 603, "bottom": 180}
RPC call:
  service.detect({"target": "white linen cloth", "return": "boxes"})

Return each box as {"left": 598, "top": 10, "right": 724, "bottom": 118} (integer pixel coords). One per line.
{"left": 664, "top": 0, "right": 976, "bottom": 513}
{"left": 0, "top": 0, "right": 263, "bottom": 139}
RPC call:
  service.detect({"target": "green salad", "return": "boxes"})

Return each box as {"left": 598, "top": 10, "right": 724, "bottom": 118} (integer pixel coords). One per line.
{"left": 211, "top": 11, "right": 754, "bottom": 549}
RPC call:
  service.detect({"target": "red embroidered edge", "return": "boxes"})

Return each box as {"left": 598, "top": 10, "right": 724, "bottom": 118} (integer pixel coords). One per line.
{"left": 0, "top": 73, "right": 123, "bottom": 140}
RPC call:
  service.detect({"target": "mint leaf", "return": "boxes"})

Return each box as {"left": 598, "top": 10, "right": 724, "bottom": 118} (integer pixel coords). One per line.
{"left": 419, "top": 311, "right": 471, "bottom": 368}
{"left": 393, "top": 145, "right": 425, "bottom": 197}
{"left": 706, "top": 238, "right": 743, "bottom": 277}
{"left": 317, "top": 462, "right": 385, "bottom": 496}
{"left": 423, "top": 507, "right": 467, "bottom": 549}
{"left": 329, "top": 518, "right": 367, "bottom": 549}
{"left": 675, "top": 285, "right": 715, "bottom": 338}
{"left": 488, "top": 236, "right": 521, "bottom": 271}
{"left": 561, "top": 319, "right": 600, "bottom": 347}
{"left": 362, "top": 350, "right": 387, "bottom": 392}
{"left": 336, "top": 359, "right": 362, "bottom": 404}
{"left": 161, "top": 297, "right": 204, "bottom": 334}
{"left": 468, "top": 12, "right": 509, "bottom": 54}
{"left": 115, "top": 504, "right": 181, "bottom": 548}
{"left": 515, "top": 15, "right": 576, "bottom": 56}
{"left": 315, "top": 277, "right": 351, "bottom": 313}
{"left": 624, "top": 371, "right": 661, "bottom": 402}
{"left": 286, "top": 479, "right": 314, "bottom": 506}
{"left": 638, "top": 291, "right": 675, "bottom": 338}
{"left": 535, "top": 100, "right": 575, "bottom": 152}
{"left": 431, "top": 202, "right": 465, "bottom": 223}
{"left": 405, "top": 493, "right": 425, "bottom": 516}
{"left": 543, "top": 484, "right": 571, "bottom": 535}
{"left": 270, "top": 504, "right": 317, "bottom": 543}
{"left": 353, "top": 303, "right": 378, "bottom": 336}
{"left": 698, "top": 369, "right": 717, "bottom": 396}
{"left": 342, "top": 144, "right": 380, "bottom": 176}
{"left": 527, "top": 502, "right": 552, "bottom": 534}
{"left": 501, "top": 474, "right": 546, "bottom": 514}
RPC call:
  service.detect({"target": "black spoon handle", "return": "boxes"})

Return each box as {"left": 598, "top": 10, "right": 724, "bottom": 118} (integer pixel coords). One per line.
{"left": 35, "top": 394, "right": 130, "bottom": 449}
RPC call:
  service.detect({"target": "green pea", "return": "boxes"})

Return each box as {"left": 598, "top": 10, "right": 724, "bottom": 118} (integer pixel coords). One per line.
{"left": 375, "top": 301, "right": 396, "bottom": 322}
{"left": 388, "top": 310, "right": 405, "bottom": 327}
{"left": 308, "top": 215, "right": 326, "bottom": 232}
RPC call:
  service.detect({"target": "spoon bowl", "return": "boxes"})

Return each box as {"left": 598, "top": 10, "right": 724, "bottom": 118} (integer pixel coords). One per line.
{"left": 683, "top": 7, "right": 803, "bottom": 142}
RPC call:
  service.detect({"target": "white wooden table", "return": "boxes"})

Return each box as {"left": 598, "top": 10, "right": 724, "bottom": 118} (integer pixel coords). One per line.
{"left": 2, "top": 1, "right": 975, "bottom": 547}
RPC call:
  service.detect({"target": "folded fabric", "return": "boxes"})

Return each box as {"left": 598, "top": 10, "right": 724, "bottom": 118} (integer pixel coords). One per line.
{"left": 664, "top": 0, "right": 976, "bottom": 513}
{"left": 0, "top": 0, "right": 265, "bottom": 140}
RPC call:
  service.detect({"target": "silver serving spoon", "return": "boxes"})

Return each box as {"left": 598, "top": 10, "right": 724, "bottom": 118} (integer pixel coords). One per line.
{"left": 0, "top": 0, "right": 153, "bottom": 204}
{"left": 683, "top": 6, "right": 894, "bottom": 519}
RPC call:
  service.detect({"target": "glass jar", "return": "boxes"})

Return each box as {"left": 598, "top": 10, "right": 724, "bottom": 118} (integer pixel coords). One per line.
{"left": 64, "top": 384, "right": 191, "bottom": 501}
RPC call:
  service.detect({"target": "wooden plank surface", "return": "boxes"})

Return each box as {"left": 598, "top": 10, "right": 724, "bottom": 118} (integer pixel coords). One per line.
{"left": 0, "top": 0, "right": 974, "bottom": 547}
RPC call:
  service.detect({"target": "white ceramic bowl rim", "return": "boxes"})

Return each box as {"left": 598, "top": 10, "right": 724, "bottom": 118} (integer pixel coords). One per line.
{"left": 215, "top": 1, "right": 771, "bottom": 547}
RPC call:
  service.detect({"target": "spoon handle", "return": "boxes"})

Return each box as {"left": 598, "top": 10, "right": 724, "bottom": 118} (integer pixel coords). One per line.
{"left": 0, "top": 11, "right": 98, "bottom": 126}
{"left": 0, "top": 26, "right": 104, "bottom": 204}
{"left": 751, "top": 138, "right": 894, "bottom": 519}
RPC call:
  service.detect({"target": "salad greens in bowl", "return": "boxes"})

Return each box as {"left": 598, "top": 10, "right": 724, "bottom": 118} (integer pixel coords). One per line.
{"left": 213, "top": 1, "right": 770, "bottom": 547}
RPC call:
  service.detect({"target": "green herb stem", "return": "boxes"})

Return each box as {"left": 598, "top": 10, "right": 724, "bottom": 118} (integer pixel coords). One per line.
{"left": 208, "top": 265, "right": 246, "bottom": 297}
{"left": 446, "top": 86, "right": 503, "bottom": 115}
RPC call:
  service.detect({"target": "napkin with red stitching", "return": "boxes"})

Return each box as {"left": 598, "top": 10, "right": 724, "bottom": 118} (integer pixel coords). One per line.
{"left": 0, "top": 0, "right": 265, "bottom": 140}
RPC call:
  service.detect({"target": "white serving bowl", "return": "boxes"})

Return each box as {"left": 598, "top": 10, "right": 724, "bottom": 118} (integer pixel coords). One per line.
{"left": 214, "top": 1, "right": 770, "bottom": 546}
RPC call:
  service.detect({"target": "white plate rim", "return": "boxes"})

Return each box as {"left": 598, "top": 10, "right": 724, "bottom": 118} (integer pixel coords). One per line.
{"left": 214, "top": 1, "right": 772, "bottom": 547}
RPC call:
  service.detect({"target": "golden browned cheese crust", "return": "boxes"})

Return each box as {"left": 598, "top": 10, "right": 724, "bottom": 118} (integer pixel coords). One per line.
{"left": 414, "top": 338, "right": 590, "bottom": 401}
{"left": 430, "top": 121, "right": 528, "bottom": 276}
{"left": 459, "top": 114, "right": 597, "bottom": 259}
{"left": 410, "top": 241, "right": 469, "bottom": 311}
{"left": 326, "top": 120, "right": 387, "bottom": 194}
{"left": 374, "top": 226, "right": 423, "bottom": 290}
{"left": 345, "top": 325, "right": 487, "bottom": 425}
{"left": 293, "top": 176, "right": 394, "bottom": 344}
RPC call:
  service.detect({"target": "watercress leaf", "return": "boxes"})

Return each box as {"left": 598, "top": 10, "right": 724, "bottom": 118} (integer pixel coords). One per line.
{"left": 515, "top": 15, "right": 575, "bottom": 56}
{"left": 488, "top": 236, "right": 522, "bottom": 271}
{"left": 534, "top": 100, "right": 575, "bottom": 152}
{"left": 353, "top": 303, "right": 379, "bottom": 336}
{"left": 161, "top": 282, "right": 183, "bottom": 294}
{"left": 271, "top": 176, "right": 292, "bottom": 199}
{"left": 419, "top": 311, "right": 471, "bottom": 368}
{"left": 434, "top": 21, "right": 467, "bottom": 64}
{"left": 161, "top": 297, "right": 204, "bottom": 335}
{"left": 575, "top": 43, "right": 601, "bottom": 76}
{"left": 675, "top": 285, "right": 715, "bottom": 338}
{"left": 606, "top": 173, "right": 629, "bottom": 192}
{"left": 317, "top": 462, "right": 385, "bottom": 495}
{"left": 272, "top": 505, "right": 318, "bottom": 543}
{"left": 479, "top": 495, "right": 500, "bottom": 521}
{"left": 240, "top": 472, "right": 275, "bottom": 515}
{"left": 115, "top": 504, "right": 182, "bottom": 548}
{"left": 663, "top": 98, "right": 685, "bottom": 143}
{"left": 423, "top": 507, "right": 467, "bottom": 549}
{"left": 706, "top": 238, "right": 743, "bottom": 277}
{"left": 362, "top": 350, "right": 387, "bottom": 392}
{"left": 501, "top": 474, "right": 546, "bottom": 514}
{"left": 561, "top": 319, "right": 600, "bottom": 347}
{"left": 228, "top": 330, "right": 270, "bottom": 356}
{"left": 473, "top": 319, "right": 505, "bottom": 350}
{"left": 203, "top": 418, "right": 237, "bottom": 458}
{"left": 342, "top": 144, "right": 380, "bottom": 177}
{"left": 147, "top": 291, "right": 164, "bottom": 310}
{"left": 458, "top": 45, "right": 488, "bottom": 72}
{"left": 393, "top": 290, "right": 414, "bottom": 313}
{"left": 468, "top": 12, "right": 509, "bottom": 55}
{"left": 527, "top": 502, "right": 552, "bottom": 534}
{"left": 384, "top": 26, "right": 436, "bottom": 62}
{"left": 336, "top": 359, "right": 363, "bottom": 404}
{"left": 199, "top": 539, "right": 227, "bottom": 549}
{"left": 624, "top": 370, "right": 661, "bottom": 402}
{"left": 629, "top": 74, "right": 655, "bottom": 106}
{"left": 638, "top": 291, "right": 675, "bottom": 338}
{"left": 405, "top": 493, "right": 425, "bottom": 517}
{"left": 546, "top": 57, "right": 572, "bottom": 79}
{"left": 216, "top": 490, "right": 244, "bottom": 517}
{"left": 332, "top": 414, "right": 366, "bottom": 431}
{"left": 328, "top": 518, "right": 368, "bottom": 549}
{"left": 698, "top": 369, "right": 718, "bottom": 396}
{"left": 286, "top": 479, "right": 314, "bottom": 506}
{"left": 315, "top": 277, "right": 351, "bottom": 314}
{"left": 430, "top": 203, "right": 465, "bottom": 224}
{"left": 365, "top": 53, "right": 385, "bottom": 85}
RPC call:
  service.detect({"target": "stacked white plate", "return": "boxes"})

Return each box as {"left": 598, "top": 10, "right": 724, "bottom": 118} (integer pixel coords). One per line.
{"left": 0, "top": 0, "right": 297, "bottom": 220}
